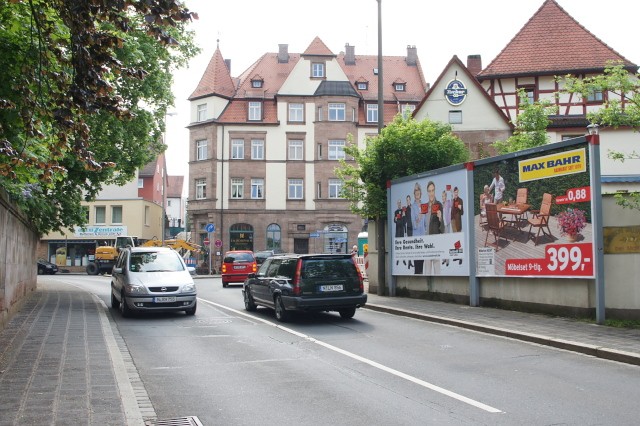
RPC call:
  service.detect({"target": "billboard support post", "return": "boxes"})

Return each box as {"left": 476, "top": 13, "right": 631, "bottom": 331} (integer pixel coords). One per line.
{"left": 588, "top": 132, "right": 605, "bottom": 324}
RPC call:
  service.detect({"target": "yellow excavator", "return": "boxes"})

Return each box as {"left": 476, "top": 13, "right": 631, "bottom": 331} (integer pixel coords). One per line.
{"left": 86, "top": 236, "right": 202, "bottom": 275}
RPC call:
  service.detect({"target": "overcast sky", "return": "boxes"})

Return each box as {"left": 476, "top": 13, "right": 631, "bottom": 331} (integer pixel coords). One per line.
{"left": 165, "top": 0, "right": 640, "bottom": 186}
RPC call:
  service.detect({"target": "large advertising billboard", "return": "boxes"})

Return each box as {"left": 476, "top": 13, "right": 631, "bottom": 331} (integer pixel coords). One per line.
{"left": 389, "top": 168, "right": 470, "bottom": 276}
{"left": 473, "top": 143, "right": 595, "bottom": 278}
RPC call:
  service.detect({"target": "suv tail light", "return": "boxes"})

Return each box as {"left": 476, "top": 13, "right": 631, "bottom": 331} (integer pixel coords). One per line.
{"left": 292, "top": 260, "right": 302, "bottom": 295}
{"left": 351, "top": 257, "right": 364, "bottom": 291}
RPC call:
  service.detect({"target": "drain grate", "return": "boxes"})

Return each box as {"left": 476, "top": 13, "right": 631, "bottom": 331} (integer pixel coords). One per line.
{"left": 146, "top": 416, "right": 203, "bottom": 426}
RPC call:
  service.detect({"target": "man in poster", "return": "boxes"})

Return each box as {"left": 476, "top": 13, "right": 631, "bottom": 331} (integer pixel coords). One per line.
{"left": 393, "top": 199, "right": 405, "bottom": 237}
{"left": 451, "top": 186, "right": 464, "bottom": 232}
{"left": 425, "top": 181, "right": 444, "bottom": 274}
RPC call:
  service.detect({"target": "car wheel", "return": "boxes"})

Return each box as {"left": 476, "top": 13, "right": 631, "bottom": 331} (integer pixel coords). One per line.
{"left": 119, "top": 292, "right": 132, "bottom": 318}
{"left": 243, "top": 290, "right": 257, "bottom": 311}
{"left": 86, "top": 263, "right": 99, "bottom": 275}
{"left": 111, "top": 290, "right": 120, "bottom": 309}
{"left": 37, "top": 267, "right": 44, "bottom": 275}
{"left": 274, "top": 295, "right": 289, "bottom": 322}
{"left": 339, "top": 307, "right": 356, "bottom": 319}
{"left": 185, "top": 301, "right": 197, "bottom": 316}
{"left": 222, "top": 281, "right": 228, "bottom": 288}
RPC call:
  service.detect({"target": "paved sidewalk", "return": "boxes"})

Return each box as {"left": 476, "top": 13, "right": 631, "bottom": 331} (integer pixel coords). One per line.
{"left": 0, "top": 281, "right": 150, "bottom": 426}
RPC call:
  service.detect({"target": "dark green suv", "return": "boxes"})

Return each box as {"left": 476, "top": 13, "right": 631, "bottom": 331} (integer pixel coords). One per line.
{"left": 242, "top": 254, "right": 367, "bottom": 321}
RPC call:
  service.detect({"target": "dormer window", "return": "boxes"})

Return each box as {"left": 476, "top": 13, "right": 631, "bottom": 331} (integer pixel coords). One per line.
{"left": 312, "top": 63, "right": 325, "bottom": 78}
{"left": 357, "top": 82, "right": 368, "bottom": 90}
{"left": 394, "top": 83, "right": 406, "bottom": 92}
{"left": 251, "top": 79, "right": 263, "bottom": 88}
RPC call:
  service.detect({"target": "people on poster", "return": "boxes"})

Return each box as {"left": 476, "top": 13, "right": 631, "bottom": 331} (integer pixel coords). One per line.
{"left": 442, "top": 188, "right": 452, "bottom": 233}
{"left": 489, "top": 168, "right": 505, "bottom": 205}
{"left": 479, "top": 184, "right": 493, "bottom": 221}
{"left": 451, "top": 186, "right": 464, "bottom": 232}
{"left": 410, "top": 182, "right": 426, "bottom": 274}
{"left": 425, "top": 181, "right": 444, "bottom": 274}
{"left": 405, "top": 195, "right": 413, "bottom": 236}
{"left": 393, "top": 199, "right": 405, "bottom": 237}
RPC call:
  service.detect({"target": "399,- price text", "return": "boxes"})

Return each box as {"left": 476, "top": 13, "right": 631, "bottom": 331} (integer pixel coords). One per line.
{"left": 504, "top": 243, "right": 593, "bottom": 276}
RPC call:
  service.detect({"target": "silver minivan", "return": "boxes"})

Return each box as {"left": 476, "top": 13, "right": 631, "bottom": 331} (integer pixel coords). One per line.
{"left": 111, "top": 246, "right": 197, "bottom": 317}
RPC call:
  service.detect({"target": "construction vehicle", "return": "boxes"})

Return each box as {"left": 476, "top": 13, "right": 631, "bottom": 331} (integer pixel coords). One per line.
{"left": 86, "top": 236, "right": 202, "bottom": 275}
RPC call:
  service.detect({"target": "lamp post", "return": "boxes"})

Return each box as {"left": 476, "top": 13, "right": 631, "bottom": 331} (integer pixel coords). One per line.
{"left": 376, "top": 0, "right": 387, "bottom": 296}
{"left": 162, "top": 111, "right": 177, "bottom": 244}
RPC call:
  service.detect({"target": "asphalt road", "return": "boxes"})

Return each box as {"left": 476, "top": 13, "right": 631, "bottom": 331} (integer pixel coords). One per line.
{"left": 62, "top": 275, "right": 640, "bottom": 425}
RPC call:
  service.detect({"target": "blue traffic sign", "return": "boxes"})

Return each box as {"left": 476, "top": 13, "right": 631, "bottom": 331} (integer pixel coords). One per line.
{"left": 205, "top": 223, "right": 215, "bottom": 233}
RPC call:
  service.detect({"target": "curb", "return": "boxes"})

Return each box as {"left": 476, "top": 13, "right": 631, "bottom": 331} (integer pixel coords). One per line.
{"left": 363, "top": 303, "right": 640, "bottom": 367}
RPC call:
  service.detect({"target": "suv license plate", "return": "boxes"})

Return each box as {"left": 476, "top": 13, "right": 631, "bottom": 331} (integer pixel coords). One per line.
{"left": 319, "top": 285, "right": 343, "bottom": 292}
{"left": 155, "top": 296, "right": 177, "bottom": 303}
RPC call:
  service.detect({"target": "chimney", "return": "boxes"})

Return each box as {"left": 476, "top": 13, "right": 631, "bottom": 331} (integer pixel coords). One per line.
{"left": 224, "top": 59, "right": 231, "bottom": 72}
{"left": 278, "top": 44, "right": 289, "bottom": 63}
{"left": 345, "top": 43, "right": 356, "bottom": 65}
{"left": 467, "top": 55, "right": 482, "bottom": 76}
{"left": 406, "top": 45, "right": 417, "bottom": 66}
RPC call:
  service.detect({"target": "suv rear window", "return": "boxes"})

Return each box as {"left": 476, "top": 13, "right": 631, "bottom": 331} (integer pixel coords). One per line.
{"left": 301, "top": 258, "right": 358, "bottom": 279}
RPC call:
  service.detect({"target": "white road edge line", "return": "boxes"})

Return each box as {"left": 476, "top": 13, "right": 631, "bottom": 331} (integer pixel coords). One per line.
{"left": 198, "top": 297, "right": 502, "bottom": 414}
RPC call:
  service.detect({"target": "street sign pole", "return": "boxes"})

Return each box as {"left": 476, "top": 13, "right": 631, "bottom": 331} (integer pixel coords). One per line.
{"left": 205, "top": 223, "right": 215, "bottom": 275}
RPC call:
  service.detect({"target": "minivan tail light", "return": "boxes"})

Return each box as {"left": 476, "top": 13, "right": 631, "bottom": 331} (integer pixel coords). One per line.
{"left": 351, "top": 257, "right": 364, "bottom": 291}
{"left": 222, "top": 264, "right": 227, "bottom": 273}
{"left": 252, "top": 262, "right": 257, "bottom": 273}
{"left": 292, "top": 260, "right": 302, "bottom": 295}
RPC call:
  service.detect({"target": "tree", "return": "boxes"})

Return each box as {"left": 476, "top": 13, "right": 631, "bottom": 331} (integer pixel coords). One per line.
{"left": 337, "top": 114, "right": 468, "bottom": 296}
{"left": 0, "top": 0, "right": 199, "bottom": 235}
{"left": 561, "top": 62, "right": 640, "bottom": 211}
{"left": 492, "top": 89, "right": 558, "bottom": 155}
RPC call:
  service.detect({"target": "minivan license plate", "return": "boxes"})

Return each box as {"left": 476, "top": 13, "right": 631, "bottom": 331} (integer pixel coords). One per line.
{"left": 155, "top": 296, "right": 176, "bottom": 303}
{"left": 319, "top": 285, "right": 343, "bottom": 292}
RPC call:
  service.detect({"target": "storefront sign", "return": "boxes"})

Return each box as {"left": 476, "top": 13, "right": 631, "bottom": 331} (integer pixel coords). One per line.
{"left": 444, "top": 79, "right": 468, "bottom": 106}
{"left": 74, "top": 225, "right": 128, "bottom": 237}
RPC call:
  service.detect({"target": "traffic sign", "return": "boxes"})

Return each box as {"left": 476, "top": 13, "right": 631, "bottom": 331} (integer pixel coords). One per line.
{"left": 214, "top": 239, "right": 222, "bottom": 248}
{"left": 309, "top": 232, "right": 320, "bottom": 238}
{"left": 205, "top": 223, "right": 215, "bottom": 233}
{"left": 203, "top": 238, "right": 210, "bottom": 246}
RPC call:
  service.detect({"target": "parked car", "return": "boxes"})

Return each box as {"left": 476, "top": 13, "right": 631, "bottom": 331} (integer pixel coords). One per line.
{"left": 242, "top": 253, "right": 367, "bottom": 322}
{"left": 254, "top": 249, "right": 284, "bottom": 265}
{"left": 221, "top": 250, "right": 257, "bottom": 287}
{"left": 37, "top": 259, "right": 58, "bottom": 275}
{"left": 110, "top": 246, "right": 197, "bottom": 317}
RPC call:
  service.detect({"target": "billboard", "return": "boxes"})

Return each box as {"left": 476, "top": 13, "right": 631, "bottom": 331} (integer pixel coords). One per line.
{"left": 389, "top": 168, "right": 470, "bottom": 276}
{"left": 473, "top": 142, "right": 595, "bottom": 278}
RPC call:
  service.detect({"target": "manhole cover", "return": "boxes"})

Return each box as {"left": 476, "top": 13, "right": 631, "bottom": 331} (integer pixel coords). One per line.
{"left": 146, "top": 416, "right": 203, "bottom": 426}
{"left": 195, "top": 318, "right": 232, "bottom": 325}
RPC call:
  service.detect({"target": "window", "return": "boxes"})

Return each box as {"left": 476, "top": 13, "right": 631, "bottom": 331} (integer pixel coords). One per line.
{"left": 231, "top": 139, "right": 244, "bottom": 159}
{"left": 519, "top": 86, "right": 536, "bottom": 105}
{"left": 145, "top": 206, "right": 150, "bottom": 226}
{"left": 231, "top": 178, "right": 244, "bottom": 199}
{"left": 329, "top": 179, "right": 343, "bottom": 199}
{"left": 251, "top": 79, "right": 263, "bottom": 88}
{"left": 196, "top": 139, "right": 207, "bottom": 160}
{"left": 111, "top": 206, "right": 123, "bottom": 224}
{"left": 394, "top": 83, "right": 406, "bottom": 92}
{"left": 312, "top": 63, "right": 325, "bottom": 78}
{"left": 288, "top": 103, "right": 304, "bottom": 122}
{"left": 328, "top": 103, "right": 346, "bottom": 121}
{"left": 197, "top": 104, "right": 207, "bottom": 122}
{"left": 401, "top": 104, "right": 415, "bottom": 118}
{"left": 266, "top": 223, "right": 281, "bottom": 250}
{"left": 587, "top": 90, "right": 604, "bottom": 102}
{"left": 251, "top": 178, "right": 264, "bottom": 199}
{"left": 317, "top": 106, "right": 323, "bottom": 121}
{"left": 328, "top": 140, "right": 345, "bottom": 160}
{"left": 316, "top": 182, "right": 322, "bottom": 198}
{"left": 167, "top": 200, "right": 172, "bottom": 207}
{"left": 357, "top": 82, "right": 368, "bottom": 90}
{"left": 449, "top": 110, "right": 462, "bottom": 124}
{"left": 288, "top": 140, "right": 303, "bottom": 160}
{"left": 288, "top": 179, "right": 303, "bottom": 199}
{"left": 251, "top": 139, "right": 264, "bottom": 160}
{"left": 137, "top": 178, "right": 143, "bottom": 188}
{"left": 248, "top": 101, "right": 262, "bottom": 121}
{"left": 195, "top": 178, "right": 206, "bottom": 199}
{"left": 366, "top": 104, "right": 378, "bottom": 123}
{"left": 95, "top": 206, "right": 106, "bottom": 224}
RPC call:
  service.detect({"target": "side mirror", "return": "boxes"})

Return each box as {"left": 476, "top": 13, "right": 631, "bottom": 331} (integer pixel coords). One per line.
{"left": 112, "top": 267, "right": 123, "bottom": 275}
{"left": 187, "top": 266, "right": 196, "bottom": 276}
{"left": 247, "top": 273, "right": 256, "bottom": 279}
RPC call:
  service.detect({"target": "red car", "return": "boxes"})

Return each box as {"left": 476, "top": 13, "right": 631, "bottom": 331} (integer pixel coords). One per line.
{"left": 221, "top": 250, "right": 257, "bottom": 288}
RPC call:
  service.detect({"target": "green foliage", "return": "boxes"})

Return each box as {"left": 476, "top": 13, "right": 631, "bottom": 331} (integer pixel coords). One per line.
{"left": 493, "top": 89, "right": 557, "bottom": 155}
{"left": 561, "top": 62, "right": 640, "bottom": 212}
{"left": 0, "top": 0, "right": 199, "bottom": 235}
{"left": 335, "top": 115, "right": 469, "bottom": 219}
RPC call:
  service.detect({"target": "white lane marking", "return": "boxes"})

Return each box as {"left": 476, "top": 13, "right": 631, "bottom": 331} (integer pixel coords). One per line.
{"left": 198, "top": 298, "right": 502, "bottom": 413}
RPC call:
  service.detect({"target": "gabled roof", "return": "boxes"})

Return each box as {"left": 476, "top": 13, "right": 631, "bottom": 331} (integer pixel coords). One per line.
{"left": 188, "top": 48, "right": 236, "bottom": 100}
{"left": 478, "top": 0, "right": 637, "bottom": 79}
{"left": 138, "top": 158, "right": 158, "bottom": 177}
{"left": 302, "top": 36, "right": 335, "bottom": 57}
{"left": 166, "top": 176, "right": 184, "bottom": 198}
{"left": 234, "top": 53, "right": 301, "bottom": 99}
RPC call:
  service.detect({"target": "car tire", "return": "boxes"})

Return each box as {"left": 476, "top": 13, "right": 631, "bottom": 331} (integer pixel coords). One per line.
{"left": 339, "top": 308, "right": 356, "bottom": 319}
{"left": 243, "top": 290, "right": 257, "bottom": 311}
{"left": 86, "top": 263, "right": 99, "bottom": 275}
{"left": 111, "top": 291, "right": 120, "bottom": 309}
{"left": 222, "top": 281, "right": 228, "bottom": 288}
{"left": 119, "top": 292, "right": 132, "bottom": 318}
{"left": 274, "top": 295, "right": 289, "bottom": 322}
{"left": 37, "top": 267, "right": 44, "bottom": 275}
{"left": 185, "top": 301, "right": 197, "bottom": 316}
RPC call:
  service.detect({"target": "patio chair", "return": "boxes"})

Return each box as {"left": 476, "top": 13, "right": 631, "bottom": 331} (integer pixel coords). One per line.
{"left": 527, "top": 193, "right": 553, "bottom": 245}
{"left": 484, "top": 203, "right": 506, "bottom": 250}
{"left": 514, "top": 187, "right": 529, "bottom": 223}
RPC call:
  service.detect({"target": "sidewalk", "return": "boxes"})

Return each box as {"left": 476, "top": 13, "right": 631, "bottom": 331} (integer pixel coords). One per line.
{"left": 1, "top": 281, "right": 639, "bottom": 426}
